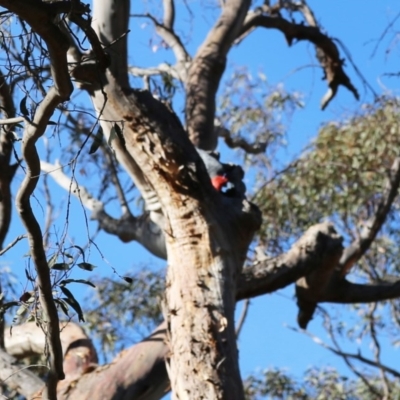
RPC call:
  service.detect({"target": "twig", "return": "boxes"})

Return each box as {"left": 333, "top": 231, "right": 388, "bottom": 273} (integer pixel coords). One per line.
{"left": 237, "top": 6, "right": 359, "bottom": 110}
{"left": 0, "top": 235, "right": 27, "bottom": 256}
{"left": 40, "top": 161, "right": 103, "bottom": 213}
{"left": 131, "top": 13, "right": 190, "bottom": 66}
{"left": 0, "top": 116, "right": 26, "bottom": 125}
{"left": 368, "top": 304, "right": 390, "bottom": 399}
{"left": 288, "top": 324, "right": 400, "bottom": 379}
{"left": 217, "top": 126, "right": 267, "bottom": 154}
{"left": 235, "top": 298, "right": 250, "bottom": 338}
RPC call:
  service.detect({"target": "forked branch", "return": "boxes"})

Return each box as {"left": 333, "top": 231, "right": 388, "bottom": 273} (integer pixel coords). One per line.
{"left": 238, "top": 4, "right": 359, "bottom": 109}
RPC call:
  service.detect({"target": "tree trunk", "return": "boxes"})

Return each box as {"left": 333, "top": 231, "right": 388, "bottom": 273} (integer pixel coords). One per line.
{"left": 165, "top": 204, "right": 246, "bottom": 399}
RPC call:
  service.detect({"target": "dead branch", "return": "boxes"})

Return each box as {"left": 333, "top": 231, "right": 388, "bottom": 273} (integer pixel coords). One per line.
{"left": 216, "top": 125, "right": 267, "bottom": 154}
{"left": 238, "top": 9, "right": 359, "bottom": 109}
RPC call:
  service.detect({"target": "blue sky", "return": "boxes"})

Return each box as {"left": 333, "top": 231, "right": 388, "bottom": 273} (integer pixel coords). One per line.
{"left": 2, "top": 0, "right": 400, "bottom": 389}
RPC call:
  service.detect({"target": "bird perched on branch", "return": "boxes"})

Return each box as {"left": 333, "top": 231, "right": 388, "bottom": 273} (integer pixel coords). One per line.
{"left": 196, "top": 148, "right": 245, "bottom": 197}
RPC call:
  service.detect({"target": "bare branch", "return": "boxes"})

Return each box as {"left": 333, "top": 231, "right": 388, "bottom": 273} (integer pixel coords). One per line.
{"left": 40, "top": 161, "right": 167, "bottom": 259}
{"left": 129, "top": 63, "right": 187, "bottom": 82}
{"left": 339, "top": 158, "right": 400, "bottom": 276}
{"left": 40, "top": 161, "right": 103, "bottom": 212}
{"left": 0, "top": 116, "right": 26, "bottom": 125}
{"left": 163, "top": 0, "right": 175, "bottom": 30}
{"left": 293, "top": 158, "right": 400, "bottom": 328}
{"left": 57, "top": 323, "right": 169, "bottom": 400}
{"left": 238, "top": 10, "right": 359, "bottom": 110}
{"left": 235, "top": 299, "right": 250, "bottom": 338}
{"left": 0, "top": 70, "right": 18, "bottom": 250}
{"left": 236, "top": 222, "right": 344, "bottom": 301}
{"left": 0, "top": 234, "right": 26, "bottom": 257}
{"left": 16, "top": 91, "right": 68, "bottom": 399}
{"left": 292, "top": 326, "right": 400, "bottom": 379}
{"left": 216, "top": 126, "right": 267, "bottom": 154}
{"left": 186, "top": 0, "right": 252, "bottom": 150}
{"left": 0, "top": 0, "right": 77, "bottom": 394}
{"left": 3, "top": 321, "right": 98, "bottom": 397}
{"left": 368, "top": 304, "right": 391, "bottom": 399}
{"left": 315, "top": 277, "right": 400, "bottom": 304}
{"left": 92, "top": 0, "right": 130, "bottom": 87}
{"left": 132, "top": 13, "right": 190, "bottom": 67}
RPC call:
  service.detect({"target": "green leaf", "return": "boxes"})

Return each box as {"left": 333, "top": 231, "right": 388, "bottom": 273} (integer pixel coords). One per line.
{"left": 51, "top": 263, "right": 70, "bottom": 271}
{"left": 54, "top": 298, "right": 69, "bottom": 317}
{"left": 25, "top": 268, "right": 34, "bottom": 282}
{"left": 77, "top": 262, "right": 96, "bottom": 271}
{"left": 70, "top": 245, "right": 85, "bottom": 261}
{"left": 19, "top": 96, "right": 29, "bottom": 117}
{"left": 89, "top": 126, "right": 104, "bottom": 155}
{"left": 60, "top": 279, "right": 96, "bottom": 288}
{"left": 62, "top": 252, "right": 74, "bottom": 259}
{"left": 60, "top": 287, "right": 85, "bottom": 322}
{"left": 47, "top": 253, "right": 57, "bottom": 268}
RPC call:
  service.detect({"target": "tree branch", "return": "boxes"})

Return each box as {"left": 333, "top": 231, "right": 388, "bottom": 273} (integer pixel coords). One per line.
{"left": 216, "top": 125, "right": 267, "bottom": 154}
{"left": 0, "top": 70, "right": 18, "bottom": 250}
{"left": 315, "top": 277, "right": 400, "bottom": 304}
{"left": 163, "top": 0, "right": 175, "bottom": 30}
{"left": 185, "top": 0, "right": 252, "bottom": 150}
{"left": 238, "top": 9, "right": 359, "bottom": 109}
{"left": 92, "top": 0, "right": 130, "bottom": 87}
{"left": 339, "top": 157, "right": 400, "bottom": 276}
{"left": 40, "top": 161, "right": 167, "bottom": 259}
{"left": 236, "top": 222, "right": 343, "bottom": 300}
{"left": 294, "top": 157, "right": 400, "bottom": 328}
{"left": 293, "top": 326, "right": 400, "bottom": 379}
{"left": 132, "top": 13, "right": 190, "bottom": 69}
{"left": 0, "top": 1, "right": 76, "bottom": 395}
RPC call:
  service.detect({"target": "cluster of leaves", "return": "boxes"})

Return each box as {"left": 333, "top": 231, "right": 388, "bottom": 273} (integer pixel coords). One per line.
{"left": 244, "top": 367, "right": 400, "bottom": 400}
{"left": 256, "top": 97, "right": 400, "bottom": 253}
{"left": 218, "top": 67, "right": 303, "bottom": 160}
{"left": 83, "top": 268, "right": 165, "bottom": 361}
{"left": 0, "top": 248, "right": 97, "bottom": 326}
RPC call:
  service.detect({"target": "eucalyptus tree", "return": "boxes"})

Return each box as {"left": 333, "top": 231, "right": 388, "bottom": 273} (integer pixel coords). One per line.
{"left": 0, "top": 1, "right": 399, "bottom": 400}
